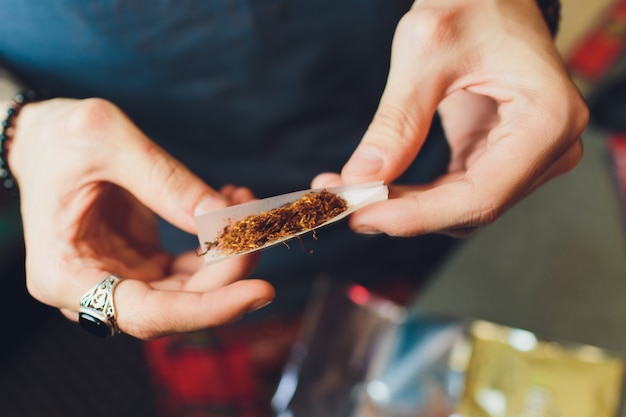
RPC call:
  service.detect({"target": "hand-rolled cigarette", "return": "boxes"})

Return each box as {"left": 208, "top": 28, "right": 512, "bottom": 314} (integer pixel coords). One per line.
{"left": 194, "top": 181, "right": 388, "bottom": 264}
{"left": 200, "top": 189, "right": 348, "bottom": 256}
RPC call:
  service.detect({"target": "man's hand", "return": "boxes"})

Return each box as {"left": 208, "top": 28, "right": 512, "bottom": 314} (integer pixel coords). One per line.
{"left": 9, "top": 98, "right": 274, "bottom": 339}
{"left": 314, "top": 0, "right": 587, "bottom": 237}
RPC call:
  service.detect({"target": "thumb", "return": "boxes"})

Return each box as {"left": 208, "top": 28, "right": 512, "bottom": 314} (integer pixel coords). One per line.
{"left": 108, "top": 130, "right": 226, "bottom": 235}
{"left": 341, "top": 12, "right": 450, "bottom": 184}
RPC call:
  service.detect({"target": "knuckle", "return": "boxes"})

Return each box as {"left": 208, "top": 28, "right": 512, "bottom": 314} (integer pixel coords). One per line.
{"left": 129, "top": 327, "right": 159, "bottom": 341}
{"left": 121, "top": 313, "right": 164, "bottom": 340}
{"left": 116, "top": 286, "right": 181, "bottom": 340}
{"left": 369, "top": 103, "right": 420, "bottom": 148}
{"left": 571, "top": 96, "right": 590, "bottom": 137}
{"left": 64, "top": 98, "right": 119, "bottom": 138}
{"left": 397, "top": 7, "right": 461, "bottom": 54}
{"left": 544, "top": 90, "right": 587, "bottom": 174}
{"left": 463, "top": 199, "right": 502, "bottom": 229}
{"left": 555, "top": 94, "right": 587, "bottom": 174}
{"left": 554, "top": 85, "right": 589, "bottom": 139}
{"left": 475, "top": 203, "right": 501, "bottom": 226}
{"left": 146, "top": 150, "right": 185, "bottom": 195}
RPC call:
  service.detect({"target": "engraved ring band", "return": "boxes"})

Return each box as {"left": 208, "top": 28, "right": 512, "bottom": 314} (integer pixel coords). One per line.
{"left": 78, "top": 274, "right": 122, "bottom": 338}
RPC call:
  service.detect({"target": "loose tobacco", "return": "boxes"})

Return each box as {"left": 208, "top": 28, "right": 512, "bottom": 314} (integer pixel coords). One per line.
{"left": 200, "top": 189, "right": 348, "bottom": 256}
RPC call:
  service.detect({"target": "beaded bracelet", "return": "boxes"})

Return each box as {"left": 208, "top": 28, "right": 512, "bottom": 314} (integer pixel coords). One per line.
{"left": 0, "top": 90, "right": 38, "bottom": 195}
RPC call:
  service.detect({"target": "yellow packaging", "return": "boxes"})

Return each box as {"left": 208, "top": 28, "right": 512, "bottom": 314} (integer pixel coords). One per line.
{"left": 456, "top": 321, "right": 625, "bottom": 417}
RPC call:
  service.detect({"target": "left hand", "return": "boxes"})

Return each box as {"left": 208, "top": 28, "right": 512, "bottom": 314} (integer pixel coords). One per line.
{"left": 313, "top": 0, "right": 588, "bottom": 237}
{"left": 9, "top": 97, "right": 273, "bottom": 339}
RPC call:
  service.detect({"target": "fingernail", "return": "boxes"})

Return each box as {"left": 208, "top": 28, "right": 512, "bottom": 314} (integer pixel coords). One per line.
{"left": 343, "top": 146, "right": 384, "bottom": 177}
{"left": 355, "top": 225, "right": 383, "bottom": 235}
{"left": 247, "top": 298, "right": 273, "bottom": 313}
{"left": 193, "top": 195, "right": 226, "bottom": 216}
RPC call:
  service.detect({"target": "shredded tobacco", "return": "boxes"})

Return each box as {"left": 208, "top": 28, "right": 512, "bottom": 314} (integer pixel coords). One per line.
{"left": 201, "top": 189, "right": 348, "bottom": 256}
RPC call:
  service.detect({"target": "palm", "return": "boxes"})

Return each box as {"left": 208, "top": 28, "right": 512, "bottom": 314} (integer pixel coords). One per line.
{"left": 438, "top": 90, "right": 498, "bottom": 176}
{"left": 70, "top": 183, "right": 172, "bottom": 282}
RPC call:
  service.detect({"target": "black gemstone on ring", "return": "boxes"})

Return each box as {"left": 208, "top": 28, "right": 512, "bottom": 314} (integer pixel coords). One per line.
{"left": 79, "top": 312, "right": 111, "bottom": 338}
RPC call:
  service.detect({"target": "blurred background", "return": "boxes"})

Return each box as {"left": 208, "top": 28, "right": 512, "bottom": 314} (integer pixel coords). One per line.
{"left": 1, "top": 0, "right": 626, "bottom": 416}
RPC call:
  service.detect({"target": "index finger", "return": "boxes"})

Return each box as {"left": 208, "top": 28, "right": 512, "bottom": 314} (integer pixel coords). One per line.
{"left": 340, "top": 11, "right": 452, "bottom": 185}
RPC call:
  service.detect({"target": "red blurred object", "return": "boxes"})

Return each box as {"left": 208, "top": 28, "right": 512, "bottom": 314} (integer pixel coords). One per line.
{"left": 568, "top": 0, "right": 626, "bottom": 80}
{"left": 347, "top": 284, "right": 371, "bottom": 306}
{"left": 144, "top": 318, "right": 301, "bottom": 417}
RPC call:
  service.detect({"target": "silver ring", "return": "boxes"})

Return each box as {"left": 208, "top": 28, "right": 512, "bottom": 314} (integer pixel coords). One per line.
{"left": 78, "top": 275, "right": 122, "bottom": 338}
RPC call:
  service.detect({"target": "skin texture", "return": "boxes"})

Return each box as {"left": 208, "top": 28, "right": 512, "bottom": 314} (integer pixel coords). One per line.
{"left": 6, "top": 0, "right": 587, "bottom": 339}
{"left": 313, "top": 0, "right": 588, "bottom": 238}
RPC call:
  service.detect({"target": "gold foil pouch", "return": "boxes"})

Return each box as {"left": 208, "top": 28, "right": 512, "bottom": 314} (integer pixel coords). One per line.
{"left": 456, "top": 321, "right": 625, "bottom": 417}
{"left": 271, "top": 285, "right": 625, "bottom": 417}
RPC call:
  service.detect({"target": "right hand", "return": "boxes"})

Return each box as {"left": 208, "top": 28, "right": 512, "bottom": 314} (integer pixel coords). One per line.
{"left": 7, "top": 97, "right": 274, "bottom": 339}
{"left": 313, "top": 0, "right": 586, "bottom": 238}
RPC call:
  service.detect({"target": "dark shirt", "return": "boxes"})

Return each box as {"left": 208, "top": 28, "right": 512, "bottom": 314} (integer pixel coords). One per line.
{"left": 0, "top": 0, "right": 415, "bottom": 195}
{"left": 0, "top": 1, "right": 452, "bottom": 313}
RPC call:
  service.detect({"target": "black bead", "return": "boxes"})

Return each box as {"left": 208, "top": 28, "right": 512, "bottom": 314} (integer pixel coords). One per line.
{"left": 14, "top": 92, "right": 25, "bottom": 104}
{"left": 79, "top": 312, "right": 111, "bottom": 338}
{"left": 0, "top": 89, "right": 40, "bottom": 195}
